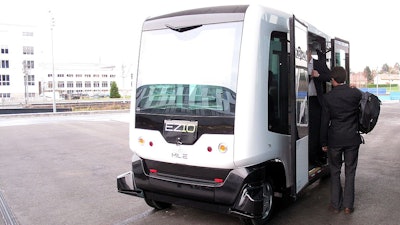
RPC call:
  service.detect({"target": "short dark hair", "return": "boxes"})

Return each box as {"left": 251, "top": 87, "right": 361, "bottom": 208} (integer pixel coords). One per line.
{"left": 331, "top": 66, "right": 346, "bottom": 83}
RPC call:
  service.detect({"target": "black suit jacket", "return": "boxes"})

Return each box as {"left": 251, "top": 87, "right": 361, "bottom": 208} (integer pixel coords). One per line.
{"left": 312, "top": 58, "right": 331, "bottom": 105}
{"left": 320, "top": 85, "right": 363, "bottom": 148}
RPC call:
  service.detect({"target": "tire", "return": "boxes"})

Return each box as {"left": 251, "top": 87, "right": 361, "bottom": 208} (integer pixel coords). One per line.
{"left": 144, "top": 197, "right": 172, "bottom": 210}
{"left": 240, "top": 178, "right": 275, "bottom": 225}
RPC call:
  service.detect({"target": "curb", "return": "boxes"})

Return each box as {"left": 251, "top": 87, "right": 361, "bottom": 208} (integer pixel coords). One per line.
{"left": 0, "top": 109, "right": 130, "bottom": 119}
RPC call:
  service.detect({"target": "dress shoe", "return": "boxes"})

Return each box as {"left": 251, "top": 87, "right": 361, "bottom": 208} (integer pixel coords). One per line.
{"left": 328, "top": 204, "right": 340, "bottom": 213}
{"left": 344, "top": 207, "right": 354, "bottom": 214}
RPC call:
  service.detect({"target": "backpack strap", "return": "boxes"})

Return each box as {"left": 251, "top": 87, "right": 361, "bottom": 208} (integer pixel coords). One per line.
{"left": 360, "top": 134, "right": 365, "bottom": 144}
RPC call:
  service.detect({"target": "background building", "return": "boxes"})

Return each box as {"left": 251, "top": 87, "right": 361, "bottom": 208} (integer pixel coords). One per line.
{"left": 0, "top": 23, "right": 38, "bottom": 104}
{"left": 38, "top": 63, "right": 126, "bottom": 100}
{"left": 374, "top": 73, "right": 400, "bottom": 87}
{"left": 0, "top": 23, "right": 132, "bottom": 105}
{"left": 350, "top": 72, "right": 368, "bottom": 88}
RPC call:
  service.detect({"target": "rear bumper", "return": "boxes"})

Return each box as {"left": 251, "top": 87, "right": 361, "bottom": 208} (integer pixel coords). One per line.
{"left": 117, "top": 159, "right": 267, "bottom": 218}
{"left": 116, "top": 171, "right": 144, "bottom": 197}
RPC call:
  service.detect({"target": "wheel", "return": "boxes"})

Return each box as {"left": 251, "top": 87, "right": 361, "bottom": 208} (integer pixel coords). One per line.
{"left": 144, "top": 197, "right": 172, "bottom": 210}
{"left": 240, "top": 178, "right": 275, "bottom": 225}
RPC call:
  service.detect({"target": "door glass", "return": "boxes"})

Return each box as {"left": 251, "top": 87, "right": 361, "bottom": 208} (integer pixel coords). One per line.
{"left": 333, "top": 39, "right": 350, "bottom": 83}
{"left": 294, "top": 22, "right": 308, "bottom": 138}
{"left": 268, "top": 32, "right": 289, "bottom": 134}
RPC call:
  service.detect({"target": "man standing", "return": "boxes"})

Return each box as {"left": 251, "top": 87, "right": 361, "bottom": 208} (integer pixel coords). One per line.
{"left": 307, "top": 48, "right": 331, "bottom": 167}
{"left": 320, "top": 66, "right": 362, "bottom": 214}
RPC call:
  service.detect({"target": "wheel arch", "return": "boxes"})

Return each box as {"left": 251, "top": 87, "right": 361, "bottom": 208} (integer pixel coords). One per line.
{"left": 264, "top": 160, "right": 287, "bottom": 193}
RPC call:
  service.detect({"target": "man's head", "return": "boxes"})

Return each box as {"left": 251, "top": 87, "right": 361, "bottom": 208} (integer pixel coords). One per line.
{"left": 331, "top": 66, "right": 347, "bottom": 84}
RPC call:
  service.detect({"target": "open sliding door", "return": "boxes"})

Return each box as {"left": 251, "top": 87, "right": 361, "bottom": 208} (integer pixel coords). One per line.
{"left": 331, "top": 38, "right": 350, "bottom": 83}
{"left": 289, "top": 16, "right": 309, "bottom": 195}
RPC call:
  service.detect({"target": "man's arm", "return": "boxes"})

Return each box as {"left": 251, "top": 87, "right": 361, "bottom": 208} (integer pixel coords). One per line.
{"left": 313, "top": 59, "right": 331, "bottom": 82}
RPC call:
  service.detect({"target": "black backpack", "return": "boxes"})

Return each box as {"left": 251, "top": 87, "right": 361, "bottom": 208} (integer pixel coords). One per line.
{"left": 358, "top": 91, "right": 381, "bottom": 134}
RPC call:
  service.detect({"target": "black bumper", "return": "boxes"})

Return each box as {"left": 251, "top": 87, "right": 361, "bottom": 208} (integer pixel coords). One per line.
{"left": 117, "top": 159, "right": 267, "bottom": 218}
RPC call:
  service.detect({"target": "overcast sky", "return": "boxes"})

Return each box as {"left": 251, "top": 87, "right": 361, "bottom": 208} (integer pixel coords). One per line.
{"left": 2, "top": 0, "right": 399, "bottom": 73}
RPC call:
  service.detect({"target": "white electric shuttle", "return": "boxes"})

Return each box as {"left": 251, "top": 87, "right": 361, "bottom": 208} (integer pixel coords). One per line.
{"left": 117, "top": 4, "right": 350, "bottom": 225}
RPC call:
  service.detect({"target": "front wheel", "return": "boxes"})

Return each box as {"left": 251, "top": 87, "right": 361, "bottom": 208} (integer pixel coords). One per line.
{"left": 240, "top": 178, "right": 275, "bottom": 225}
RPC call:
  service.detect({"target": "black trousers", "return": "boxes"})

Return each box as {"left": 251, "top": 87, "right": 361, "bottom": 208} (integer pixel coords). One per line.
{"left": 328, "top": 145, "right": 360, "bottom": 209}
{"left": 309, "top": 96, "right": 323, "bottom": 163}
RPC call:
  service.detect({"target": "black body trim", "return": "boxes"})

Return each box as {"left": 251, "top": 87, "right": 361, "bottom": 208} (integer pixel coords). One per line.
{"left": 131, "top": 158, "right": 268, "bottom": 218}
{"left": 133, "top": 159, "right": 250, "bottom": 204}
{"left": 143, "top": 159, "right": 232, "bottom": 183}
{"left": 136, "top": 113, "right": 234, "bottom": 144}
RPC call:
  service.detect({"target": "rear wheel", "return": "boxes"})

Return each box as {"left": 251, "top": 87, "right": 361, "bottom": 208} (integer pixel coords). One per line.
{"left": 240, "top": 178, "right": 275, "bottom": 225}
{"left": 144, "top": 197, "right": 172, "bottom": 210}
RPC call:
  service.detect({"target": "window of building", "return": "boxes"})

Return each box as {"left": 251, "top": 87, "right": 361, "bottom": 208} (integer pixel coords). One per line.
{"left": 76, "top": 81, "right": 82, "bottom": 88}
{"left": 48, "top": 81, "right": 53, "bottom": 88}
{"left": 27, "top": 75, "right": 35, "bottom": 86}
{"left": 57, "top": 74, "right": 64, "bottom": 77}
{"left": 67, "top": 74, "right": 73, "bottom": 78}
{"left": 0, "top": 93, "right": 11, "bottom": 98}
{"left": 23, "top": 60, "right": 34, "bottom": 69}
{"left": 48, "top": 74, "right": 53, "bottom": 77}
{"left": 0, "top": 75, "right": 10, "bottom": 86}
{"left": 93, "top": 81, "right": 100, "bottom": 87}
{"left": 110, "top": 74, "right": 116, "bottom": 78}
{"left": 85, "top": 81, "right": 91, "bottom": 87}
{"left": 1, "top": 46, "right": 9, "bottom": 54}
{"left": 1, "top": 60, "right": 9, "bottom": 68}
{"left": 93, "top": 74, "right": 100, "bottom": 78}
{"left": 76, "top": 74, "right": 82, "bottom": 78}
{"left": 67, "top": 81, "right": 73, "bottom": 88}
{"left": 23, "top": 46, "right": 34, "bottom": 55}
{"left": 58, "top": 81, "right": 64, "bottom": 88}
{"left": 102, "top": 81, "right": 108, "bottom": 87}
{"left": 85, "top": 74, "right": 91, "bottom": 78}
{"left": 102, "top": 74, "right": 108, "bottom": 78}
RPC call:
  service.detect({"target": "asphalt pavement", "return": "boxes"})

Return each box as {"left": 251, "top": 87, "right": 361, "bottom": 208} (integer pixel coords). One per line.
{"left": 0, "top": 103, "right": 399, "bottom": 225}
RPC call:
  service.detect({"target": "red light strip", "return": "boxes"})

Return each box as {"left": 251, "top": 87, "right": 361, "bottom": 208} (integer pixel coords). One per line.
{"left": 214, "top": 178, "right": 224, "bottom": 183}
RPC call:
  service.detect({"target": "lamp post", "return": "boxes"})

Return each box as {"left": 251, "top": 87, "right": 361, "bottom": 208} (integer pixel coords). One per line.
{"left": 50, "top": 11, "right": 57, "bottom": 113}
{"left": 22, "top": 61, "right": 28, "bottom": 105}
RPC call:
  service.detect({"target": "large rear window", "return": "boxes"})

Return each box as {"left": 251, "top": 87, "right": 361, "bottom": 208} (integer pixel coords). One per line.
{"left": 136, "top": 84, "right": 236, "bottom": 116}
{"left": 136, "top": 21, "right": 243, "bottom": 117}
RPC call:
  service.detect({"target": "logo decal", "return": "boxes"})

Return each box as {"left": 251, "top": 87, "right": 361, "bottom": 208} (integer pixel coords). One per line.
{"left": 164, "top": 120, "right": 197, "bottom": 133}
{"left": 163, "top": 120, "right": 198, "bottom": 145}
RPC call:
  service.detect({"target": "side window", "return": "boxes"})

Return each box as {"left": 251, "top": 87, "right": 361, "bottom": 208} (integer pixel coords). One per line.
{"left": 268, "top": 31, "right": 289, "bottom": 134}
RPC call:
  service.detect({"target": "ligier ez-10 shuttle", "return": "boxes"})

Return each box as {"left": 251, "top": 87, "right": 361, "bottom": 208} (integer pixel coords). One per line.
{"left": 117, "top": 4, "right": 350, "bottom": 224}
